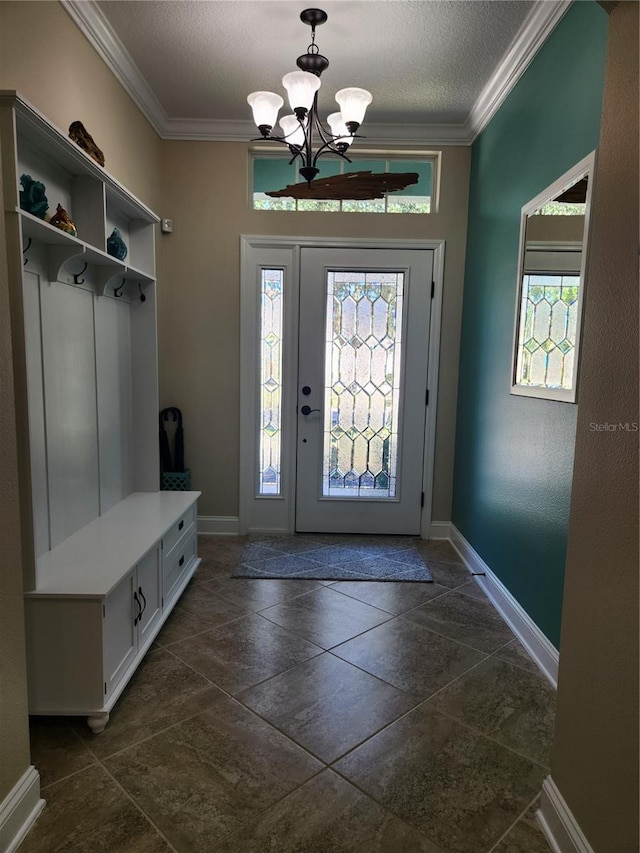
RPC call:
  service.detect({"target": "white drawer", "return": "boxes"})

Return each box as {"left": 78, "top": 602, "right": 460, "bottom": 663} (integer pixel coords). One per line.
{"left": 162, "top": 504, "right": 196, "bottom": 555}
{"left": 163, "top": 531, "right": 196, "bottom": 606}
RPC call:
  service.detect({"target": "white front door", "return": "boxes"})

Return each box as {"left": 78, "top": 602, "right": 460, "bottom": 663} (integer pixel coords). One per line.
{"left": 295, "top": 247, "right": 433, "bottom": 534}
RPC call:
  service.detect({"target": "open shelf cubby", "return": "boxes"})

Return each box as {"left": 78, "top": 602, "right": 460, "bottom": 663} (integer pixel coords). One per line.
{"left": 1, "top": 91, "right": 201, "bottom": 733}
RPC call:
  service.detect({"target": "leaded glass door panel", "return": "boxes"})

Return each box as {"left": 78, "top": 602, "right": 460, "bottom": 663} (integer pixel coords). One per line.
{"left": 296, "top": 248, "right": 433, "bottom": 534}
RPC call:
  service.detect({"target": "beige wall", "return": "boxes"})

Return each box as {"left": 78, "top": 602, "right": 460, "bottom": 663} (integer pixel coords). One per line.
{"left": 0, "top": 0, "right": 162, "bottom": 810}
{"left": 0, "top": 146, "right": 31, "bottom": 803}
{"left": 158, "top": 142, "right": 470, "bottom": 519}
{"left": 0, "top": 4, "right": 470, "bottom": 526}
{"left": 551, "top": 3, "right": 639, "bottom": 850}
{"left": 525, "top": 214, "right": 585, "bottom": 243}
{"left": 0, "top": 1, "right": 162, "bottom": 212}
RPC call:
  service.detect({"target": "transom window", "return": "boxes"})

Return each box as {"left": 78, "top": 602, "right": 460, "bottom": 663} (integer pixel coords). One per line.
{"left": 251, "top": 153, "right": 435, "bottom": 214}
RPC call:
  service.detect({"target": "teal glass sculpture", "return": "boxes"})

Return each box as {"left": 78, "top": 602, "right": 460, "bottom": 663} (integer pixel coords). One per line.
{"left": 20, "top": 174, "right": 48, "bottom": 219}
{"left": 107, "top": 227, "right": 128, "bottom": 260}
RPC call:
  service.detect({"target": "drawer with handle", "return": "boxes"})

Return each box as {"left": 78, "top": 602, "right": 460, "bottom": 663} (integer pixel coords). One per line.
{"left": 163, "top": 504, "right": 196, "bottom": 557}
{"left": 163, "top": 531, "right": 196, "bottom": 606}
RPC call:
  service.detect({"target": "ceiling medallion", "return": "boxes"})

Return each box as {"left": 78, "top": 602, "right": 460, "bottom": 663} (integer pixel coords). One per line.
{"left": 248, "top": 7, "right": 398, "bottom": 198}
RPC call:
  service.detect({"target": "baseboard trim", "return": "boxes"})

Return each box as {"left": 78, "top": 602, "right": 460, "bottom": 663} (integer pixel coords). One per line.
{"left": 425, "top": 521, "right": 452, "bottom": 539}
{"left": 197, "top": 516, "right": 240, "bottom": 536}
{"left": 538, "top": 776, "right": 594, "bottom": 853}
{"left": 246, "top": 527, "right": 291, "bottom": 536}
{"left": 450, "top": 524, "right": 559, "bottom": 688}
{"left": 0, "top": 766, "right": 44, "bottom": 853}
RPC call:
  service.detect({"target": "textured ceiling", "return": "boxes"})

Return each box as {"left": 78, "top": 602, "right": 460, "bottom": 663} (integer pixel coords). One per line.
{"left": 97, "top": 1, "right": 536, "bottom": 127}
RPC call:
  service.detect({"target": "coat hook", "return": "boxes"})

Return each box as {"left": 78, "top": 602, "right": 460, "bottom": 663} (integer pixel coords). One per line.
{"left": 73, "top": 262, "right": 88, "bottom": 285}
{"left": 138, "top": 282, "right": 146, "bottom": 303}
{"left": 114, "top": 278, "right": 126, "bottom": 298}
{"left": 23, "top": 237, "right": 32, "bottom": 266}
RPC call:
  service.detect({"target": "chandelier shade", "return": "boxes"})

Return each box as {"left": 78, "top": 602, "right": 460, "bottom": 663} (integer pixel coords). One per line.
{"left": 247, "top": 91, "right": 284, "bottom": 134}
{"left": 326, "top": 112, "right": 353, "bottom": 147}
{"left": 279, "top": 114, "right": 306, "bottom": 147}
{"left": 335, "top": 88, "right": 373, "bottom": 131}
{"left": 281, "top": 71, "right": 321, "bottom": 115}
{"left": 247, "top": 8, "right": 373, "bottom": 185}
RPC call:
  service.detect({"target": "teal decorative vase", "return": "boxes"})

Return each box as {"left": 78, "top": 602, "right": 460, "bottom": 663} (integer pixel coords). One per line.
{"left": 20, "top": 174, "right": 48, "bottom": 219}
{"left": 107, "top": 227, "right": 128, "bottom": 260}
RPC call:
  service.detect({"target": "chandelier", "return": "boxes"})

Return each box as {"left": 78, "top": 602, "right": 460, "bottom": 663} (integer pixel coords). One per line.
{"left": 247, "top": 8, "right": 372, "bottom": 185}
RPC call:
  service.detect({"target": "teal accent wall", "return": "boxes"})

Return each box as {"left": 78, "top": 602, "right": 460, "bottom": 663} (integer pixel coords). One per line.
{"left": 452, "top": 2, "right": 607, "bottom": 647}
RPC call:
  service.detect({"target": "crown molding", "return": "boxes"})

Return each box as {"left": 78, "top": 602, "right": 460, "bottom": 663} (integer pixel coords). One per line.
{"left": 61, "top": 0, "right": 169, "bottom": 136}
{"left": 63, "top": 0, "right": 571, "bottom": 146}
{"left": 467, "top": 0, "right": 572, "bottom": 142}
{"left": 161, "top": 117, "right": 471, "bottom": 146}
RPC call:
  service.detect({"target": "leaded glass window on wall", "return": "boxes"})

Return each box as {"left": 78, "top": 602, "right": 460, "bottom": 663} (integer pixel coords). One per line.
{"left": 323, "top": 271, "right": 404, "bottom": 498}
{"left": 516, "top": 274, "right": 579, "bottom": 389}
{"left": 259, "top": 269, "right": 283, "bottom": 495}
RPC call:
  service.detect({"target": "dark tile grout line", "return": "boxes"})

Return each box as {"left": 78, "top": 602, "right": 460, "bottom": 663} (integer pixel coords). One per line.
{"left": 326, "top": 756, "right": 487, "bottom": 852}
{"left": 197, "top": 535, "right": 551, "bottom": 842}
{"left": 488, "top": 640, "right": 549, "bottom": 680}
{"left": 326, "top": 580, "right": 453, "bottom": 610}
{"left": 98, "top": 761, "right": 181, "bottom": 853}
{"left": 31, "top": 538, "right": 549, "bottom": 852}
{"left": 87, "top": 655, "right": 343, "bottom": 849}
{"left": 430, "top": 706, "right": 552, "bottom": 772}
{"left": 315, "top": 644, "right": 552, "bottom": 771}
{"left": 117, "top": 611, "right": 490, "bottom": 779}
{"left": 55, "top": 687, "right": 541, "bottom": 853}
{"left": 41, "top": 583, "right": 541, "bottom": 779}
{"left": 246, "top": 603, "right": 397, "bottom": 655}
{"left": 392, "top": 605, "right": 516, "bottom": 656}
{"left": 319, "top": 652, "right": 495, "bottom": 764}
{"left": 33, "top": 735, "right": 180, "bottom": 852}
{"left": 158, "top": 583, "right": 538, "bottom": 767}
{"left": 326, "top": 726, "right": 546, "bottom": 853}
{"left": 257, "top": 584, "right": 401, "bottom": 619}
{"left": 38, "top": 601, "right": 544, "bottom": 791}
{"left": 486, "top": 792, "right": 543, "bottom": 853}
{"left": 38, "top": 756, "right": 98, "bottom": 793}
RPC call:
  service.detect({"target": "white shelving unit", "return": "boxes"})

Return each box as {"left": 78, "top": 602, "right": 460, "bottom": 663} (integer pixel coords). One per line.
{"left": 0, "top": 91, "right": 200, "bottom": 733}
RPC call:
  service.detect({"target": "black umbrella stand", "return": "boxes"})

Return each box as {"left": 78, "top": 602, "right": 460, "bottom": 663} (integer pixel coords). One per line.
{"left": 159, "top": 407, "right": 191, "bottom": 490}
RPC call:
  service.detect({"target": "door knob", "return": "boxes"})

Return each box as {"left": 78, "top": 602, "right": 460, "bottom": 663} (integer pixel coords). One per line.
{"left": 300, "top": 405, "right": 320, "bottom": 416}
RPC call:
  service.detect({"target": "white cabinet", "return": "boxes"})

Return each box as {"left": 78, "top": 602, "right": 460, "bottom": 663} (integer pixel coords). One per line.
{"left": 0, "top": 92, "right": 202, "bottom": 733}
{"left": 103, "top": 546, "right": 161, "bottom": 701}
{"left": 136, "top": 546, "right": 162, "bottom": 645}
{"left": 162, "top": 503, "right": 197, "bottom": 608}
{"left": 103, "top": 572, "right": 137, "bottom": 699}
{"left": 25, "top": 493, "right": 201, "bottom": 733}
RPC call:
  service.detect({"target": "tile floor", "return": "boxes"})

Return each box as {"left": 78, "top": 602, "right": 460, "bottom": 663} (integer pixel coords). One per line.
{"left": 232, "top": 533, "right": 434, "bottom": 581}
{"left": 22, "top": 536, "right": 555, "bottom": 853}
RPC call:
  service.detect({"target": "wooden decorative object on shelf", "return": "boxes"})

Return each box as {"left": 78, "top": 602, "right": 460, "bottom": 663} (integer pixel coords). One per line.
{"left": 68, "top": 120, "right": 105, "bottom": 166}
{"left": 266, "top": 170, "right": 419, "bottom": 201}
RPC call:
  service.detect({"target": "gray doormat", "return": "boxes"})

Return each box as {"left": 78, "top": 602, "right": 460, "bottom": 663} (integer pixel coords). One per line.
{"left": 231, "top": 534, "right": 433, "bottom": 582}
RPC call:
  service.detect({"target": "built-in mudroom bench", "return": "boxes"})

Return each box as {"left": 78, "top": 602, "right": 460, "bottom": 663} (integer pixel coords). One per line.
{"left": 0, "top": 91, "right": 200, "bottom": 733}
{"left": 25, "top": 492, "right": 200, "bottom": 733}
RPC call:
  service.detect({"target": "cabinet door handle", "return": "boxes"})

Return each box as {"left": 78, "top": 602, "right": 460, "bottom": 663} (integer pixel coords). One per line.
{"left": 133, "top": 591, "right": 141, "bottom": 626}
{"left": 179, "top": 555, "right": 185, "bottom": 567}
{"left": 138, "top": 586, "right": 147, "bottom": 617}
{"left": 178, "top": 520, "right": 184, "bottom": 531}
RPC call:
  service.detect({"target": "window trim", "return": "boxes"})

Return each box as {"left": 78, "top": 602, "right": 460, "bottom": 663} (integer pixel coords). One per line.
{"left": 248, "top": 147, "right": 441, "bottom": 214}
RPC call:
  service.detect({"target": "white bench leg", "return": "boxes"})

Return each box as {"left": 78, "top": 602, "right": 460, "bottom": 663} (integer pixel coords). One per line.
{"left": 87, "top": 712, "right": 109, "bottom": 734}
